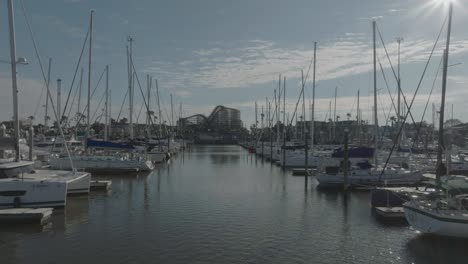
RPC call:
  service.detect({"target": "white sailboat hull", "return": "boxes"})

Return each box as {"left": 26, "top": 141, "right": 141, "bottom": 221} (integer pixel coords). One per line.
{"left": 404, "top": 202, "right": 468, "bottom": 238}
{"left": 317, "top": 170, "right": 423, "bottom": 187}
{"left": 50, "top": 156, "right": 154, "bottom": 173}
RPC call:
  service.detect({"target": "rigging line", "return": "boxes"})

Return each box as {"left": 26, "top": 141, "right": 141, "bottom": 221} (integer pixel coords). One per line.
{"left": 378, "top": 15, "right": 446, "bottom": 183}
{"left": 61, "top": 28, "right": 90, "bottom": 123}
{"left": 115, "top": 88, "right": 129, "bottom": 122}
{"left": 19, "top": 0, "right": 74, "bottom": 167}
{"left": 131, "top": 62, "right": 161, "bottom": 133}
{"left": 377, "top": 92, "right": 393, "bottom": 145}
{"left": 65, "top": 76, "right": 82, "bottom": 126}
{"left": 33, "top": 82, "right": 46, "bottom": 117}
{"left": 287, "top": 58, "right": 314, "bottom": 129}
{"left": 376, "top": 21, "right": 447, "bottom": 127}
{"left": 90, "top": 90, "right": 106, "bottom": 122}
{"left": 70, "top": 67, "right": 106, "bottom": 127}
{"left": 411, "top": 56, "right": 444, "bottom": 152}
{"left": 378, "top": 59, "right": 398, "bottom": 117}
{"left": 136, "top": 101, "right": 145, "bottom": 123}
{"left": 348, "top": 96, "right": 357, "bottom": 119}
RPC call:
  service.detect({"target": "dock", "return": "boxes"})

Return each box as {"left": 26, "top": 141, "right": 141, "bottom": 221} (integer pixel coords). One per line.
{"left": 374, "top": 207, "right": 405, "bottom": 219}
{"left": 0, "top": 208, "right": 53, "bottom": 224}
{"left": 90, "top": 180, "right": 112, "bottom": 191}
{"left": 292, "top": 168, "right": 316, "bottom": 176}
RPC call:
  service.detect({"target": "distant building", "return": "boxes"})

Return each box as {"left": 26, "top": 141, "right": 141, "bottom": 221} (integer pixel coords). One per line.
{"left": 179, "top": 105, "right": 242, "bottom": 132}
{"left": 178, "top": 105, "right": 244, "bottom": 144}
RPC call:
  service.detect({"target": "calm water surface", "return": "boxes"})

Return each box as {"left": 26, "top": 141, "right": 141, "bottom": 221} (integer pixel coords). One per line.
{"left": 1, "top": 145, "right": 468, "bottom": 264}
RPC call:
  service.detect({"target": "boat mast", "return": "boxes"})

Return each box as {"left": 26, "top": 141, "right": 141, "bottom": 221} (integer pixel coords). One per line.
{"left": 301, "top": 70, "right": 305, "bottom": 141}
{"left": 255, "top": 101, "right": 258, "bottom": 139}
{"left": 328, "top": 100, "right": 332, "bottom": 142}
{"left": 170, "top": 93, "right": 174, "bottom": 136}
{"left": 57, "top": 79, "right": 61, "bottom": 121}
{"left": 109, "top": 89, "right": 112, "bottom": 139}
{"left": 396, "top": 37, "right": 403, "bottom": 146}
{"left": 373, "top": 20, "right": 379, "bottom": 166}
{"left": 282, "top": 76, "right": 286, "bottom": 168}
{"left": 146, "top": 74, "right": 151, "bottom": 138}
{"left": 357, "top": 89, "right": 361, "bottom": 145}
{"left": 436, "top": 2, "right": 454, "bottom": 182}
{"left": 155, "top": 79, "right": 162, "bottom": 150}
{"left": 277, "top": 75, "right": 281, "bottom": 147}
{"left": 333, "top": 86, "right": 337, "bottom": 142}
{"left": 77, "top": 67, "right": 83, "bottom": 125}
{"left": 86, "top": 10, "right": 93, "bottom": 140}
{"left": 7, "top": 0, "right": 20, "bottom": 162}
{"left": 127, "top": 36, "right": 135, "bottom": 140}
{"left": 104, "top": 64, "right": 109, "bottom": 141}
{"left": 311, "top": 42, "right": 316, "bottom": 152}
{"left": 45, "top": 58, "right": 52, "bottom": 132}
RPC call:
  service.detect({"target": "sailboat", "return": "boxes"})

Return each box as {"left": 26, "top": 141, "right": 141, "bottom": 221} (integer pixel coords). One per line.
{"left": 146, "top": 79, "right": 170, "bottom": 163}
{"left": 403, "top": 3, "right": 468, "bottom": 238}
{"left": 50, "top": 42, "right": 154, "bottom": 173}
{"left": 316, "top": 21, "right": 422, "bottom": 188}
{"left": 0, "top": 0, "right": 90, "bottom": 207}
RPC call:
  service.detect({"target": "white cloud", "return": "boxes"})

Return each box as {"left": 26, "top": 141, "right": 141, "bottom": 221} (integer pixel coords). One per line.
{"left": 145, "top": 37, "right": 468, "bottom": 94}
{"left": 174, "top": 90, "right": 192, "bottom": 97}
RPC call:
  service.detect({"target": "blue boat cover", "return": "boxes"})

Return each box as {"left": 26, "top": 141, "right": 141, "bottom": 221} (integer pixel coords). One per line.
{"left": 86, "top": 139, "right": 135, "bottom": 150}
{"left": 332, "top": 146, "right": 374, "bottom": 158}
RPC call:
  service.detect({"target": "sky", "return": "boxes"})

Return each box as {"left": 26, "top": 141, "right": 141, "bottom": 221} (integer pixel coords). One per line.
{"left": 1, "top": 0, "right": 468, "bottom": 128}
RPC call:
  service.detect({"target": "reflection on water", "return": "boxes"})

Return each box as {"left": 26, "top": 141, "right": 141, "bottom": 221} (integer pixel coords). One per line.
{"left": 405, "top": 235, "right": 468, "bottom": 264}
{"left": 1, "top": 145, "right": 468, "bottom": 264}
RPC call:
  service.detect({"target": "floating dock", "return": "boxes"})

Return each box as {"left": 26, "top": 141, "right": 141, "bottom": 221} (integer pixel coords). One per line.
{"left": 0, "top": 208, "right": 53, "bottom": 224}
{"left": 374, "top": 207, "right": 405, "bottom": 219}
{"left": 292, "top": 168, "right": 315, "bottom": 176}
{"left": 90, "top": 180, "right": 112, "bottom": 191}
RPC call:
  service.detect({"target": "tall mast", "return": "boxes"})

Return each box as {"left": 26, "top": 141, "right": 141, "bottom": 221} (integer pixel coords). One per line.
{"left": 104, "top": 64, "right": 109, "bottom": 141}
{"left": 373, "top": 20, "right": 379, "bottom": 166}
{"left": 436, "top": 2, "right": 454, "bottom": 181}
{"left": 301, "top": 69, "right": 305, "bottom": 141}
{"left": 255, "top": 101, "right": 258, "bottom": 131}
{"left": 333, "top": 86, "right": 337, "bottom": 141}
{"left": 7, "top": 0, "right": 20, "bottom": 161}
{"left": 127, "top": 36, "right": 135, "bottom": 140}
{"left": 277, "top": 75, "right": 281, "bottom": 146}
{"left": 311, "top": 42, "right": 316, "bottom": 152}
{"left": 357, "top": 89, "right": 361, "bottom": 145}
{"left": 170, "top": 93, "right": 174, "bottom": 133}
{"left": 282, "top": 76, "right": 286, "bottom": 168}
{"left": 396, "top": 37, "right": 403, "bottom": 146}
{"left": 57, "top": 79, "right": 61, "bottom": 121}
{"left": 146, "top": 74, "right": 151, "bottom": 137}
{"left": 86, "top": 10, "right": 93, "bottom": 139}
{"left": 179, "top": 102, "right": 182, "bottom": 137}
{"left": 109, "top": 89, "right": 112, "bottom": 139}
{"left": 283, "top": 77, "right": 286, "bottom": 139}
{"left": 77, "top": 67, "right": 83, "bottom": 122}
{"left": 328, "top": 100, "right": 332, "bottom": 142}
{"left": 155, "top": 79, "right": 162, "bottom": 148}
{"left": 45, "top": 58, "right": 52, "bottom": 131}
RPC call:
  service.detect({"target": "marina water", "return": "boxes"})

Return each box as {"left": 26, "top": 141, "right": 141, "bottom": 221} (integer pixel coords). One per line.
{"left": 1, "top": 145, "right": 467, "bottom": 264}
